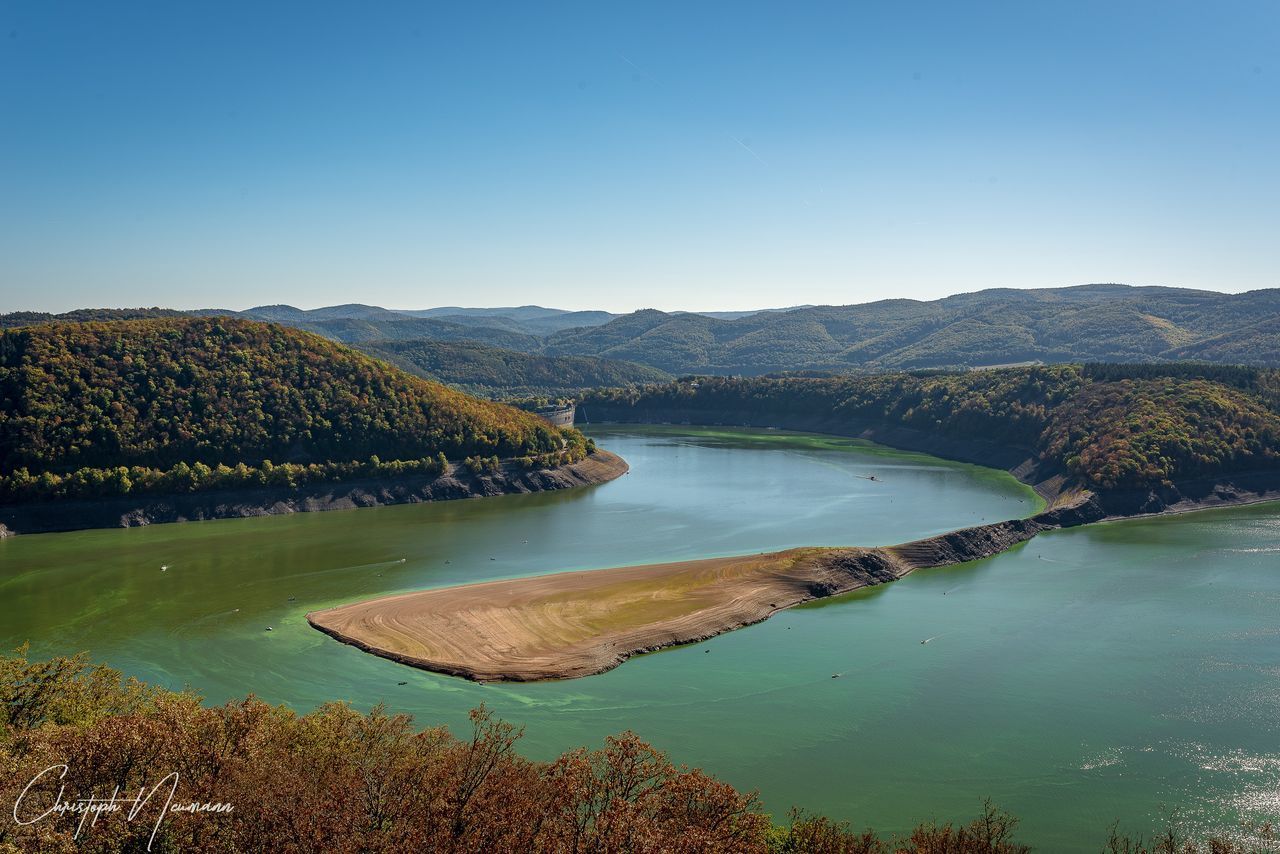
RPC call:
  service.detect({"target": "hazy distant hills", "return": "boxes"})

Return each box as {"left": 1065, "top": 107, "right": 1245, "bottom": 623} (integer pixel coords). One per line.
{"left": 399, "top": 306, "right": 620, "bottom": 335}
{"left": 0, "top": 303, "right": 678, "bottom": 399}
{"left": 4, "top": 286, "right": 1279, "bottom": 385}
{"left": 237, "top": 303, "right": 625, "bottom": 338}
{"left": 360, "top": 339, "right": 671, "bottom": 399}
{"left": 539, "top": 286, "right": 1280, "bottom": 374}
{"left": 228, "top": 286, "right": 1279, "bottom": 374}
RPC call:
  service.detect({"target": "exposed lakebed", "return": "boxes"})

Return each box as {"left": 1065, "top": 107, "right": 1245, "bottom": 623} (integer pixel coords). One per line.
{"left": 2, "top": 426, "right": 1277, "bottom": 849}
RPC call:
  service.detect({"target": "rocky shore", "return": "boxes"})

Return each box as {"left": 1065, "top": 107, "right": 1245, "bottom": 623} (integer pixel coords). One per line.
{"left": 0, "top": 450, "right": 629, "bottom": 536}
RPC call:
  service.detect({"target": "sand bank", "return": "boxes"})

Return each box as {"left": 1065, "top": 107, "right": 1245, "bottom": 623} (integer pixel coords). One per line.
{"left": 307, "top": 509, "right": 1078, "bottom": 681}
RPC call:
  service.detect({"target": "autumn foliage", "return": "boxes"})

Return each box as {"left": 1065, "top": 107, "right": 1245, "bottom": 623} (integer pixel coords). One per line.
{"left": 0, "top": 649, "right": 1060, "bottom": 854}
{"left": 0, "top": 318, "right": 593, "bottom": 503}
{"left": 5, "top": 651, "right": 1275, "bottom": 851}
{"left": 582, "top": 365, "right": 1280, "bottom": 491}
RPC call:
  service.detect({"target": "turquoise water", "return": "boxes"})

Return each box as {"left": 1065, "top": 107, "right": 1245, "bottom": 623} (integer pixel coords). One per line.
{"left": 1, "top": 426, "right": 1277, "bottom": 848}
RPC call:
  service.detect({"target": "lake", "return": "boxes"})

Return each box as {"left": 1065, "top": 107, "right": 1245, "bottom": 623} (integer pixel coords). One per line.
{"left": 1, "top": 426, "right": 1277, "bottom": 849}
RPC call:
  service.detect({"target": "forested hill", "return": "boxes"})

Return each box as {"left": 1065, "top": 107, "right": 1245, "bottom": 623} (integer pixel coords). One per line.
{"left": 7, "top": 285, "right": 1280, "bottom": 377}
{"left": 0, "top": 308, "right": 203, "bottom": 328}
{"left": 545, "top": 286, "right": 1280, "bottom": 374}
{"left": 358, "top": 339, "right": 671, "bottom": 399}
{"left": 0, "top": 318, "right": 592, "bottom": 502}
{"left": 582, "top": 364, "right": 1280, "bottom": 492}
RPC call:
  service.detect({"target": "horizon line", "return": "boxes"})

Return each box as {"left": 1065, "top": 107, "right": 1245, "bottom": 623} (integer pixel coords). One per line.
{"left": 7, "top": 281, "right": 1279, "bottom": 318}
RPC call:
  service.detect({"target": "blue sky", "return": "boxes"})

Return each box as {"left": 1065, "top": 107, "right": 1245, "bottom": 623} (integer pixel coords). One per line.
{"left": 2, "top": 1, "right": 1277, "bottom": 313}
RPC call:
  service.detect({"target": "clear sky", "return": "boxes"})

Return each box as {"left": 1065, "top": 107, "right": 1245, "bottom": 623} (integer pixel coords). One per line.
{"left": 2, "top": 1, "right": 1277, "bottom": 314}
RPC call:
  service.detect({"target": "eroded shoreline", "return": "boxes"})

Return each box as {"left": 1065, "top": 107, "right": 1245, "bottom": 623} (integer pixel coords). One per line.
{"left": 0, "top": 450, "right": 629, "bottom": 537}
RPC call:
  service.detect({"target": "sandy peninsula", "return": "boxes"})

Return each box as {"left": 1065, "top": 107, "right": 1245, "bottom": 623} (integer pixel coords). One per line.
{"left": 307, "top": 510, "right": 1071, "bottom": 681}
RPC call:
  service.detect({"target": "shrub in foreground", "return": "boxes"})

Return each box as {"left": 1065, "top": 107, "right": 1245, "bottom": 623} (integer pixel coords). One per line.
{"left": 1, "top": 650, "right": 1273, "bottom": 853}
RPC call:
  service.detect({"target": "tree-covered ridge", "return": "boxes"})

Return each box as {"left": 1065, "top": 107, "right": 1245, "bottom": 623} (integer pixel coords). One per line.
{"left": 1040, "top": 378, "right": 1280, "bottom": 489}
{"left": 7, "top": 284, "right": 1280, "bottom": 376}
{"left": 544, "top": 286, "right": 1280, "bottom": 374}
{"left": 582, "top": 365, "right": 1280, "bottom": 490}
{"left": 0, "top": 307, "right": 209, "bottom": 329}
{"left": 0, "top": 318, "right": 588, "bottom": 501}
{"left": 357, "top": 338, "right": 672, "bottom": 399}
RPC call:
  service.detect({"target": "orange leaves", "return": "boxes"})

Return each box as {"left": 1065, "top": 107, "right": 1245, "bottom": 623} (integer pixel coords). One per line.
{"left": 1, "top": 653, "right": 778, "bottom": 852}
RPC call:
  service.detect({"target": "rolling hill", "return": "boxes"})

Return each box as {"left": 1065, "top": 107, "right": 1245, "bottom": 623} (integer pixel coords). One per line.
{"left": 280, "top": 315, "right": 545, "bottom": 350}
{"left": 0, "top": 317, "right": 596, "bottom": 503}
{"left": 542, "top": 285, "right": 1280, "bottom": 373}
{"left": 237, "top": 303, "right": 619, "bottom": 338}
{"left": 4, "top": 285, "right": 1278, "bottom": 380}
{"left": 357, "top": 339, "right": 671, "bottom": 399}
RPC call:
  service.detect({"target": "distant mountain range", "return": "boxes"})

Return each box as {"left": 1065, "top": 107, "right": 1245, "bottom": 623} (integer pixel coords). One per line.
{"left": 531, "top": 285, "right": 1280, "bottom": 374}
{"left": 358, "top": 339, "right": 671, "bottom": 400}
{"left": 238, "top": 303, "right": 628, "bottom": 337}
{"left": 4, "top": 285, "right": 1279, "bottom": 383}
{"left": 232, "top": 286, "right": 1280, "bottom": 374}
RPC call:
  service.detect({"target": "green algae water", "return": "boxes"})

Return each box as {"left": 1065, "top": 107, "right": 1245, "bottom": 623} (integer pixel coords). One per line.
{"left": 2, "top": 426, "right": 1277, "bottom": 849}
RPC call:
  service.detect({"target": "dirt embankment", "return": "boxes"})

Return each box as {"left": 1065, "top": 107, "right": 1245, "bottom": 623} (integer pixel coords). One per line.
{"left": 1090, "top": 472, "right": 1280, "bottom": 520}
{"left": 0, "top": 450, "right": 629, "bottom": 536}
